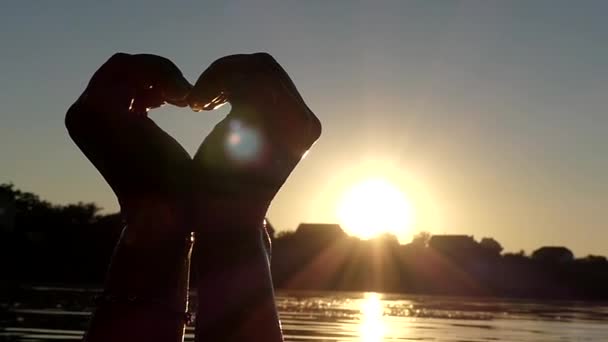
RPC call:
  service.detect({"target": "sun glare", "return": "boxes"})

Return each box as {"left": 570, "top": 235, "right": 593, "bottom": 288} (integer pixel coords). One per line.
{"left": 359, "top": 292, "right": 386, "bottom": 342}
{"left": 337, "top": 178, "right": 414, "bottom": 241}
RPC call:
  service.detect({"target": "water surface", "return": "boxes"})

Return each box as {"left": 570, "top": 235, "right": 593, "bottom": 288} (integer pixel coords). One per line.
{"left": 1, "top": 287, "right": 607, "bottom": 341}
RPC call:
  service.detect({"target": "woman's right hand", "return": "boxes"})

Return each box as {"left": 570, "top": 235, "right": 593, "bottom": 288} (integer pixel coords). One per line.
{"left": 65, "top": 53, "right": 193, "bottom": 242}
{"left": 68, "top": 54, "right": 195, "bottom": 342}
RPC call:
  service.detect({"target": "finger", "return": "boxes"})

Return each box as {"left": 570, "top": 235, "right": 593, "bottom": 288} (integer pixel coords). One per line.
{"left": 186, "top": 58, "right": 228, "bottom": 111}
{"left": 187, "top": 54, "right": 267, "bottom": 111}
{"left": 128, "top": 54, "right": 192, "bottom": 109}
{"left": 84, "top": 53, "right": 193, "bottom": 113}
{"left": 166, "top": 97, "right": 190, "bottom": 108}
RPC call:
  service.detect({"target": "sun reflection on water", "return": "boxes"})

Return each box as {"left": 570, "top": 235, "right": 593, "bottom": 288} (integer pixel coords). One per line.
{"left": 358, "top": 292, "right": 386, "bottom": 342}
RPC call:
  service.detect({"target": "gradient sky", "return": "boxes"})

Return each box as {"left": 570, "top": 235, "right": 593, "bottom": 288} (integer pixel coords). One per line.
{"left": 2, "top": 1, "right": 608, "bottom": 256}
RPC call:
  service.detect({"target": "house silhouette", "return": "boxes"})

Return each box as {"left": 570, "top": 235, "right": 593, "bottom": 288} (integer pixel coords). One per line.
{"left": 294, "top": 223, "right": 347, "bottom": 242}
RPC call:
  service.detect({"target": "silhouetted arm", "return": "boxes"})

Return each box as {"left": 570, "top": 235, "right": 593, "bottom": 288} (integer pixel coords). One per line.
{"left": 188, "top": 53, "right": 321, "bottom": 342}
{"left": 193, "top": 225, "right": 279, "bottom": 341}
{"left": 65, "top": 53, "right": 193, "bottom": 342}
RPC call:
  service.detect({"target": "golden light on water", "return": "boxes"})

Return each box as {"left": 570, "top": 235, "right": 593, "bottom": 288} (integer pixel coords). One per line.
{"left": 359, "top": 292, "right": 386, "bottom": 342}
{"left": 337, "top": 178, "right": 415, "bottom": 241}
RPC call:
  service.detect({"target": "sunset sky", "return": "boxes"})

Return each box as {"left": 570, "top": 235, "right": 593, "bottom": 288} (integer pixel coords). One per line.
{"left": 2, "top": 1, "right": 607, "bottom": 256}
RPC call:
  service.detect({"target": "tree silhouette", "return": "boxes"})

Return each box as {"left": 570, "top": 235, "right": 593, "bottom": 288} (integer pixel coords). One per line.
{"left": 411, "top": 231, "right": 432, "bottom": 247}
{"left": 479, "top": 237, "right": 503, "bottom": 255}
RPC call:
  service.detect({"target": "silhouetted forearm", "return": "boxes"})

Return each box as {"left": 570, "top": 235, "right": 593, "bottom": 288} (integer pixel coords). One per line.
{"left": 84, "top": 220, "right": 192, "bottom": 342}
{"left": 194, "top": 227, "right": 283, "bottom": 342}
{"left": 67, "top": 104, "right": 193, "bottom": 342}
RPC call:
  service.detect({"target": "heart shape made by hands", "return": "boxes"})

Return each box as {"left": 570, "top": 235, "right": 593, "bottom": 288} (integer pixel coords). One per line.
{"left": 67, "top": 52, "right": 321, "bottom": 220}
{"left": 151, "top": 52, "right": 321, "bottom": 178}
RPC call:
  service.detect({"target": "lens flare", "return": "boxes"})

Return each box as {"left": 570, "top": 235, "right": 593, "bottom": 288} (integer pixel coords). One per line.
{"left": 224, "top": 119, "right": 262, "bottom": 163}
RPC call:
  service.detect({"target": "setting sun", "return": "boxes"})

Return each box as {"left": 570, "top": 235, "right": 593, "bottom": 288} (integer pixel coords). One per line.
{"left": 337, "top": 178, "right": 414, "bottom": 241}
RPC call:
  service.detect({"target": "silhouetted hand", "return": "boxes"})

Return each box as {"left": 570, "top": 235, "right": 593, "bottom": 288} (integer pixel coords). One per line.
{"left": 66, "top": 53, "right": 195, "bottom": 342}
{"left": 188, "top": 52, "right": 320, "bottom": 342}
{"left": 65, "top": 53, "right": 193, "bottom": 244}
{"left": 188, "top": 53, "right": 322, "bottom": 230}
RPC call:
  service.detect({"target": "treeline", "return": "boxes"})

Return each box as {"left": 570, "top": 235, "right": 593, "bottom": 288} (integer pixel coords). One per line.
{"left": 1, "top": 183, "right": 607, "bottom": 300}
{"left": 0, "top": 183, "right": 123, "bottom": 284}
{"left": 270, "top": 225, "right": 608, "bottom": 299}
